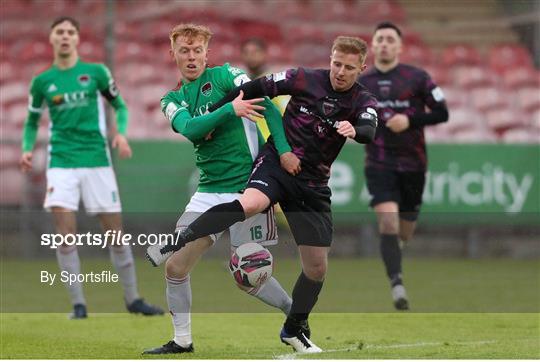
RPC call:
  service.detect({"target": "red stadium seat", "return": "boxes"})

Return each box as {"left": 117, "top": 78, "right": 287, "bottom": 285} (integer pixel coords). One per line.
{"left": 210, "top": 43, "right": 240, "bottom": 66}
{"left": 114, "top": 41, "right": 152, "bottom": 63}
{"left": 285, "top": 24, "right": 325, "bottom": 44}
{"left": 441, "top": 44, "right": 481, "bottom": 66}
{"left": 423, "top": 65, "right": 450, "bottom": 86}
{"left": 19, "top": 41, "right": 52, "bottom": 63}
{"left": 0, "top": 61, "right": 18, "bottom": 84}
{"left": 0, "top": 168, "right": 24, "bottom": 205}
{"left": 445, "top": 107, "right": 485, "bottom": 133}
{"left": 531, "top": 109, "right": 540, "bottom": 130}
{"left": 440, "top": 87, "right": 468, "bottom": 108}
{"left": 0, "top": 81, "right": 28, "bottom": 105}
{"left": 319, "top": 0, "right": 364, "bottom": 22}
{"left": 515, "top": 87, "right": 540, "bottom": 112}
{"left": 5, "top": 101, "right": 29, "bottom": 127}
{"left": 0, "top": 145, "right": 21, "bottom": 168}
{"left": 267, "top": 42, "right": 292, "bottom": 64}
{"left": 501, "top": 67, "right": 540, "bottom": 89}
{"left": 452, "top": 65, "right": 497, "bottom": 89}
{"left": 501, "top": 127, "right": 540, "bottom": 143}
{"left": 452, "top": 128, "right": 498, "bottom": 143}
{"left": 401, "top": 43, "right": 434, "bottom": 67}
{"left": 79, "top": 41, "right": 105, "bottom": 63}
{"left": 488, "top": 43, "right": 534, "bottom": 75}
{"left": 363, "top": 0, "right": 406, "bottom": 23}
{"left": 485, "top": 108, "right": 528, "bottom": 133}
{"left": 470, "top": 86, "right": 509, "bottom": 112}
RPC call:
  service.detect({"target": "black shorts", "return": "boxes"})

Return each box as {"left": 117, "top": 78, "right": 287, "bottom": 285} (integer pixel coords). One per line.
{"left": 365, "top": 167, "right": 426, "bottom": 221}
{"left": 247, "top": 150, "right": 333, "bottom": 247}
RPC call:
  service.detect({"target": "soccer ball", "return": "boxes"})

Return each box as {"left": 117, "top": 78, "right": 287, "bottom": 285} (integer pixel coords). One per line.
{"left": 229, "top": 242, "right": 273, "bottom": 288}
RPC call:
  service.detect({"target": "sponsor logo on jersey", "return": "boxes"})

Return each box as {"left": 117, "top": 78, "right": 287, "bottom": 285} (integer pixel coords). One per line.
{"left": 229, "top": 67, "right": 243, "bottom": 76}
{"left": 233, "top": 74, "right": 250, "bottom": 86}
{"left": 78, "top": 74, "right": 90, "bottom": 87}
{"left": 52, "top": 95, "right": 64, "bottom": 105}
{"left": 47, "top": 84, "right": 57, "bottom": 92}
{"left": 377, "top": 99, "right": 410, "bottom": 108}
{"left": 201, "top": 82, "right": 212, "bottom": 96}
{"left": 250, "top": 179, "right": 269, "bottom": 187}
{"left": 299, "top": 106, "right": 309, "bottom": 114}
{"left": 269, "top": 71, "right": 286, "bottom": 82}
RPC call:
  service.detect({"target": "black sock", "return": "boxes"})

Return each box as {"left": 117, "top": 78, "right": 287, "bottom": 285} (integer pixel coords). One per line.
{"left": 285, "top": 272, "right": 324, "bottom": 334}
{"left": 380, "top": 233, "right": 402, "bottom": 286}
{"left": 178, "top": 200, "right": 246, "bottom": 245}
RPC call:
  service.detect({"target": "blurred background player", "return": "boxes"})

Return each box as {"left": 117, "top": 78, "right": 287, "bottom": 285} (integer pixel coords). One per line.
{"left": 143, "top": 24, "right": 297, "bottom": 355}
{"left": 240, "top": 37, "right": 269, "bottom": 80}
{"left": 19, "top": 16, "right": 163, "bottom": 319}
{"left": 148, "top": 36, "right": 378, "bottom": 353}
{"left": 358, "top": 22, "right": 449, "bottom": 310}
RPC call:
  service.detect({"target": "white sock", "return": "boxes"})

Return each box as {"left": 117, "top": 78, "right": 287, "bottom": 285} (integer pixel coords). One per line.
{"left": 250, "top": 277, "right": 292, "bottom": 315}
{"left": 109, "top": 246, "right": 140, "bottom": 304}
{"left": 166, "top": 275, "right": 192, "bottom": 347}
{"left": 56, "top": 246, "right": 85, "bottom": 305}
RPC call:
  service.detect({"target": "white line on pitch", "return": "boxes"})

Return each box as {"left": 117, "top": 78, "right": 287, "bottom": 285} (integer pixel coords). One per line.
{"left": 274, "top": 339, "right": 498, "bottom": 359}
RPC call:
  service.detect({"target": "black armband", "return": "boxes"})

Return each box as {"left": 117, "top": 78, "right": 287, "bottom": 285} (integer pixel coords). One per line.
{"left": 409, "top": 104, "right": 449, "bottom": 127}
{"left": 208, "top": 78, "right": 268, "bottom": 112}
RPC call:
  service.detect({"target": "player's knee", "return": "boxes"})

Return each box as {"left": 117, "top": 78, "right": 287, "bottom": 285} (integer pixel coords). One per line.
{"left": 303, "top": 263, "right": 326, "bottom": 281}
{"left": 378, "top": 217, "right": 399, "bottom": 234}
{"left": 240, "top": 200, "right": 265, "bottom": 218}
{"left": 165, "top": 258, "right": 189, "bottom": 279}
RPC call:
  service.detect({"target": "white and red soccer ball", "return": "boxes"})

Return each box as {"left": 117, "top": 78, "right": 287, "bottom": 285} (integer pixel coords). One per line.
{"left": 229, "top": 242, "right": 273, "bottom": 288}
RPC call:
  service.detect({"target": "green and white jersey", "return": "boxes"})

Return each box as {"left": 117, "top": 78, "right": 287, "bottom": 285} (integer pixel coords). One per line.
{"left": 22, "top": 59, "right": 128, "bottom": 168}
{"left": 161, "top": 63, "right": 265, "bottom": 193}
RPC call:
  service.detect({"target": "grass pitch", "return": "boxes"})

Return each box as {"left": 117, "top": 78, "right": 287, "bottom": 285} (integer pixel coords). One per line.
{"left": 1, "top": 257, "right": 539, "bottom": 359}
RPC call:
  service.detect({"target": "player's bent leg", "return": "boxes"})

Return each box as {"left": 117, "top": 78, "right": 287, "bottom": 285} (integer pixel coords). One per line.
{"left": 144, "top": 238, "right": 211, "bottom": 355}
{"left": 280, "top": 245, "right": 328, "bottom": 353}
{"left": 99, "top": 213, "right": 163, "bottom": 316}
{"left": 399, "top": 218, "right": 417, "bottom": 243}
{"left": 51, "top": 207, "right": 87, "bottom": 318}
{"left": 374, "top": 202, "right": 409, "bottom": 310}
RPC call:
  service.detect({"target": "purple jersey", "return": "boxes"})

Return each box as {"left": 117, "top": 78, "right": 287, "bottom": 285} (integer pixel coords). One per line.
{"left": 260, "top": 68, "right": 377, "bottom": 187}
{"left": 359, "top": 64, "right": 445, "bottom": 172}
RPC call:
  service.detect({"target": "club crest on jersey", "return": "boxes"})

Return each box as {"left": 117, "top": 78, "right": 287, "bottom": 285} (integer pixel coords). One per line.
{"left": 322, "top": 101, "right": 336, "bottom": 116}
{"left": 52, "top": 95, "right": 64, "bottom": 105}
{"left": 78, "top": 74, "right": 90, "bottom": 87}
{"left": 379, "top": 86, "right": 391, "bottom": 98}
{"left": 201, "top": 82, "right": 212, "bottom": 96}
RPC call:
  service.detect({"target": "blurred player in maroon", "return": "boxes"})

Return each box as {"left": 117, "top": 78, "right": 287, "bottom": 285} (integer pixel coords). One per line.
{"left": 359, "top": 22, "right": 449, "bottom": 310}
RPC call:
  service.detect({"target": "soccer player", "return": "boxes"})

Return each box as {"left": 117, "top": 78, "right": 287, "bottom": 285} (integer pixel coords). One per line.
{"left": 147, "top": 36, "right": 378, "bottom": 353}
{"left": 143, "top": 24, "right": 299, "bottom": 355}
{"left": 241, "top": 37, "right": 269, "bottom": 80}
{"left": 358, "top": 22, "right": 449, "bottom": 310}
{"left": 19, "top": 17, "right": 163, "bottom": 318}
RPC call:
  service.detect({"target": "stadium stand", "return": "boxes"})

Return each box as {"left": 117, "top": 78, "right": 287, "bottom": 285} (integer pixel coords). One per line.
{"left": 0, "top": 0, "right": 538, "bottom": 205}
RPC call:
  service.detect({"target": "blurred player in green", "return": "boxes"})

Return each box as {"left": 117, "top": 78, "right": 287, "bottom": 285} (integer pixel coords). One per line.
{"left": 19, "top": 16, "right": 163, "bottom": 319}
{"left": 144, "top": 24, "right": 300, "bottom": 355}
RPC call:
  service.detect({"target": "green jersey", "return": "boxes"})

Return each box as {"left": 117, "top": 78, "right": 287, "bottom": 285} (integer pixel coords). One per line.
{"left": 161, "top": 63, "right": 290, "bottom": 193}
{"left": 22, "top": 59, "right": 128, "bottom": 168}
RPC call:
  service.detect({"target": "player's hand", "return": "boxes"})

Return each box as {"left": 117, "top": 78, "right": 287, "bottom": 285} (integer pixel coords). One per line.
{"left": 231, "top": 90, "right": 265, "bottom": 121}
{"left": 336, "top": 120, "right": 356, "bottom": 138}
{"left": 280, "top": 152, "right": 301, "bottom": 176}
{"left": 19, "top": 152, "right": 33, "bottom": 173}
{"left": 386, "top": 114, "right": 410, "bottom": 133}
{"left": 112, "top": 134, "right": 132, "bottom": 159}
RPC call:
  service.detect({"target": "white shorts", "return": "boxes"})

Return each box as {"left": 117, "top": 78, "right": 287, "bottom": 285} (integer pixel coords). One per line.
{"left": 44, "top": 167, "right": 121, "bottom": 214}
{"left": 176, "top": 192, "right": 277, "bottom": 247}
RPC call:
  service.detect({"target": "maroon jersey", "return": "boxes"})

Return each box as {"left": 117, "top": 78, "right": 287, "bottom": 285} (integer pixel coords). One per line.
{"left": 359, "top": 64, "right": 447, "bottom": 172}
{"left": 260, "top": 68, "right": 378, "bottom": 186}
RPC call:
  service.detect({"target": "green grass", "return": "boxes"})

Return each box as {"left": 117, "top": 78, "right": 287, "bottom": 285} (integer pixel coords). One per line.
{"left": 1, "top": 313, "right": 538, "bottom": 359}
{"left": 1, "top": 257, "right": 539, "bottom": 358}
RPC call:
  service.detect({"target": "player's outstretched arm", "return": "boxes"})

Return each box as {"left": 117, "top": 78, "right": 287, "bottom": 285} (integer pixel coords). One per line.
{"left": 168, "top": 92, "right": 265, "bottom": 142}
{"left": 259, "top": 97, "right": 291, "bottom": 155}
{"left": 208, "top": 78, "right": 270, "bottom": 113}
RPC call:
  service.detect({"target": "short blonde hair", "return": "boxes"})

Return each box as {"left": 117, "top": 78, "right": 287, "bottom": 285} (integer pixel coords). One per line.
{"left": 169, "top": 23, "right": 212, "bottom": 48}
{"left": 331, "top": 36, "right": 368, "bottom": 63}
